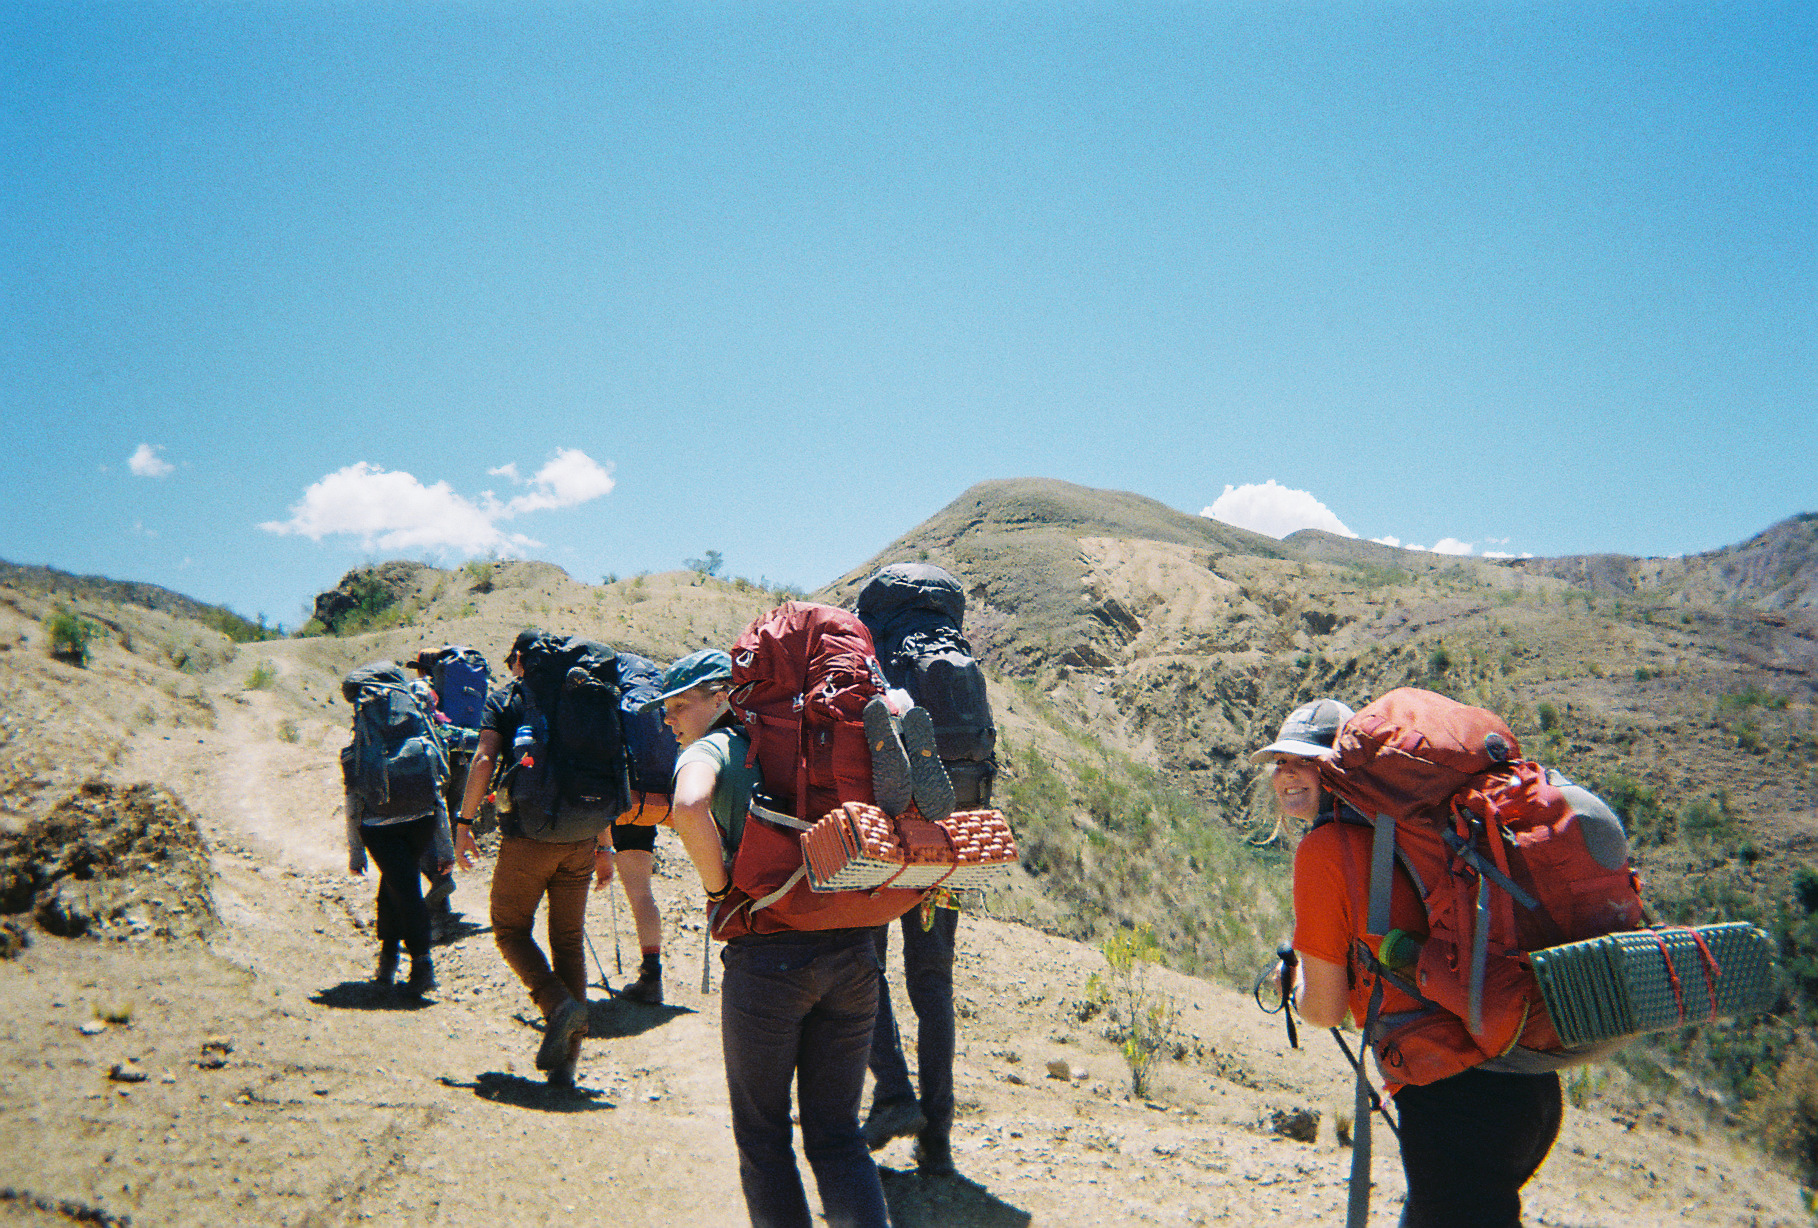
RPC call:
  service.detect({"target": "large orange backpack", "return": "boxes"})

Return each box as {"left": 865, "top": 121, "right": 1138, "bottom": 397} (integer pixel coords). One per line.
{"left": 1317, "top": 688, "right": 1646, "bottom": 1079}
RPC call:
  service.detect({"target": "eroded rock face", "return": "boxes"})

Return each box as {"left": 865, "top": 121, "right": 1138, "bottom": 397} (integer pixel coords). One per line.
{"left": 0, "top": 781, "right": 216, "bottom": 942}
{"left": 310, "top": 561, "right": 431, "bottom": 632}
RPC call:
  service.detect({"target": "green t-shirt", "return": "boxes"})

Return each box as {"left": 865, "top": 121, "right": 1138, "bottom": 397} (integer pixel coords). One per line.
{"left": 675, "top": 727, "right": 761, "bottom": 853}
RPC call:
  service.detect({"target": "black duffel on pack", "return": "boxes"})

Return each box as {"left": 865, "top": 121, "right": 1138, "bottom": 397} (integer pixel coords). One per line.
{"left": 504, "top": 634, "right": 631, "bottom": 842}
{"left": 856, "top": 562, "right": 997, "bottom": 807}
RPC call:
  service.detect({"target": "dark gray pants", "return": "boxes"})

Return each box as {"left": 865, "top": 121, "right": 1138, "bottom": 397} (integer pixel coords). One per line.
{"left": 869, "top": 905, "right": 957, "bottom": 1142}
{"left": 721, "top": 932, "right": 891, "bottom": 1228}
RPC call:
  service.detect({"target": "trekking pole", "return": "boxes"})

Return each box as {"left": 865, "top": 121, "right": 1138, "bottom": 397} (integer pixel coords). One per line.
{"left": 1251, "top": 943, "right": 1300, "bottom": 1049}
{"left": 1277, "top": 943, "right": 1300, "bottom": 1049}
{"left": 1327, "top": 1027, "right": 1399, "bottom": 1140}
{"left": 585, "top": 929, "right": 612, "bottom": 993}
{"left": 609, "top": 884, "right": 624, "bottom": 977}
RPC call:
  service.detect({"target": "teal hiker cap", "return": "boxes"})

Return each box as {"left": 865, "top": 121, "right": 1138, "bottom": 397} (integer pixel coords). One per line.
{"left": 641, "top": 649, "right": 733, "bottom": 712}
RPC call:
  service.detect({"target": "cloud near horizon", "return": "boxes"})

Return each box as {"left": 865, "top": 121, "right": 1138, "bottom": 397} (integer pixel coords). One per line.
{"left": 259, "top": 449, "right": 615, "bottom": 555}
{"left": 128, "top": 444, "right": 174, "bottom": 478}
{"left": 1204, "top": 481, "right": 1357, "bottom": 540}
{"left": 1208, "top": 482, "right": 1531, "bottom": 559}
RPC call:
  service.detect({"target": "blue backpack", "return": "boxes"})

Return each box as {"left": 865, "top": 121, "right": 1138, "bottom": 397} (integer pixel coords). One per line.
{"left": 417, "top": 644, "right": 491, "bottom": 730}
{"left": 616, "top": 651, "right": 681, "bottom": 806}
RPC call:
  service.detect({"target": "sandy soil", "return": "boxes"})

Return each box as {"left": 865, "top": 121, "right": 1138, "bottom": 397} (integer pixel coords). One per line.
{"left": 0, "top": 637, "right": 1809, "bottom": 1226}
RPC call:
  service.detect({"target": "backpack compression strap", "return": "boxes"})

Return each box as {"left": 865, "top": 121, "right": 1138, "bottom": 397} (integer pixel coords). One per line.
{"left": 1345, "top": 811, "right": 1400, "bottom": 1228}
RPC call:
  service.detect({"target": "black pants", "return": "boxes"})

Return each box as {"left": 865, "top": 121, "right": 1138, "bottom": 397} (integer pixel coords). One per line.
{"left": 869, "top": 905, "right": 958, "bottom": 1140}
{"left": 361, "top": 816, "right": 436, "bottom": 959}
{"left": 1394, "top": 1067, "right": 1563, "bottom": 1228}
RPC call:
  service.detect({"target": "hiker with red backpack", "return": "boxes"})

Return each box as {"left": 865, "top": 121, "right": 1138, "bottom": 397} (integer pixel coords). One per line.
{"left": 1262, "top": 692, "right": 1654, "bottom": 1227}
{"left": 650, "top": 645, "right": 895, "bottom": 1228}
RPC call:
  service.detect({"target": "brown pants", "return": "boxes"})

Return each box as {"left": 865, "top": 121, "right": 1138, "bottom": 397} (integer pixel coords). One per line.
{"left": 490, "top": 835, "right": 593, "bottom": 1017}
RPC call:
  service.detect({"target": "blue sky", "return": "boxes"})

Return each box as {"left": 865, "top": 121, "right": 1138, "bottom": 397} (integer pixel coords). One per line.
{"left": 4, "top": 3, "right": 1811, "bottom": 628}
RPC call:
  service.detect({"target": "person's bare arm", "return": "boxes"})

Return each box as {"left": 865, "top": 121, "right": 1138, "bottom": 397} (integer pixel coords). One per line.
{"left": 668, "top": 760, "right": 730, "bottom": 897}
{"left": 454, "top": 728, "right": 503, "bottom": 869}
{"left": 1294, "top": 953, "right": 1351, "bottom": 1028}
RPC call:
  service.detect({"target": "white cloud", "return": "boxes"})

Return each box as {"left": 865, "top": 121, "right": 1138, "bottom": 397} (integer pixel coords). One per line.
{"left": 259, "top": 450, "right": 615, "bottom": 556}
{"left": 1430, "top": 538, "right": 1475, "bottom": 556}
{"left": 493, "top": 448, "right": 616, "bottom": 516}
{"left": 1203, "top": 480, "right": 1356, "bottom": 540}
{"left": 128, "top": 444, "right": 174, "bottom": 478}
{"left": 1371, "top": 535, "right": 1403, "bottom": 548}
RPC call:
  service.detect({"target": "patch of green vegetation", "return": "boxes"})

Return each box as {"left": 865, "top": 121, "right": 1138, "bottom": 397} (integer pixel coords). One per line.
{"left": 1427, "top": 646, "right": 1451, "bottom": 675}
{"left": 1003, "top": 729, "right": 1290, "bottom": 984}
{"left": 198, "top": 607, "right": 281, "bottom": 643}
{"left": 1722, "top": 685, "right": 1788, "bottom": 712}
{"left": 244, "top": 661, "right": 277, "bottom": 690}
{"left": 1087, "top": 924, "right": 1181, "bottom": 1097}
{"left": 1340, "top": 562, "right": 1412, "bottom": 591}
{"left": 1537, "top": 701, "right": 1560, "bottom": 732}
{"left": 276, "top": 719, "right": 300, "bottom": 743}
{"left": 45, "top": 607, "right": 99, "bottom": 665}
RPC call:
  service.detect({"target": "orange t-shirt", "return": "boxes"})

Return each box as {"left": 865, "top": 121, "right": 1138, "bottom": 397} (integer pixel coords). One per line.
{"left": 1291, "top": 819, "right": 1430, "bottom": 1032}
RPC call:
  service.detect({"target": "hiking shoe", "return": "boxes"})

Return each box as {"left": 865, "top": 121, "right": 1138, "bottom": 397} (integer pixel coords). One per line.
{"left": 548, "top": 1027, "right": 585, "bottom": 1089}
{"left": 864, "top": 697, "right": 914, "bottom": 817}
{"left": 862, "top": 1096, "right": 927, "bottom": 1151}
{"left": 914, "top": 1134, "right": 956, "bottom": 1177}
{"left": 898, "top": 706, "right": 955, "bottom": 825}
{"left": 536, "top": 997, "right": 587, "bottom": 1071}
{"left": 618, "top": 969, "right": 663, "bottom": 1006}
{"left": 424, "top": 874, "right": 455, "bottom": 913}
{"left": 374, "top": 942, "right": 400, "bottom": 987}
{"left": 403, "top": 955, "right": 436, "bottom": 997}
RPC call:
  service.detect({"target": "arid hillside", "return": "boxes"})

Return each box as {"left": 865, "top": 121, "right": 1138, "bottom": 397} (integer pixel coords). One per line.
{"left": 0, "top": 484, "right": 1815, "bottom": 1225}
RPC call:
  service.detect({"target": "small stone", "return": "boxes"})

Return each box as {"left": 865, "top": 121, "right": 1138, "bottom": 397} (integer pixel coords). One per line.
{"left": 1269, "top": 1106, "right": 1320, "bottom": 1143}
{"left": 1071, "top": 1065, "right": 1089, "bottom": 1081}
{"left": 1045, "top": 1060, "right": 1072, "bottom": 1080}
{"left": 108, "top": 1061, "right": 148, "bottom": 1084}
{"left": 78, "top": 1020, "right": 108, "bottom": 1036}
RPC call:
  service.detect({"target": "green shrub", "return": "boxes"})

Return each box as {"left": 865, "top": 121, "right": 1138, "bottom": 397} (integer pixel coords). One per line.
{"left": 276, "top": 719, "right": 299, "bottom": 743}
{"left": 1087, "top": 925, "right": 1180, "bottom": 1098}
{"left": 1427, "top": 647, "right": 1451, "bottom": 675}
{"left": 245, "top": 662, "right": 277, "bottom": 690}
{"left": 1537, "top": 702, "right": 1560, "bottom": 732}
{"left": 45, "top": 608, "right": 98, "bottom": 665}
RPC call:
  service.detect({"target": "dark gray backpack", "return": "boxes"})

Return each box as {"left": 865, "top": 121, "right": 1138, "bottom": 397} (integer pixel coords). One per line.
{"left": 857, "top": 563, "right": 997, "bottom": 806}
{"left": 340, "top": 662, "right": 450, "bottom": 819}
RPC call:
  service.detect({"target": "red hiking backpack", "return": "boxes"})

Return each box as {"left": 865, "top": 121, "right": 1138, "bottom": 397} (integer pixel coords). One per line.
{"left": 712, "top": 602, "right": 926, "bottom": 940}
{"left": 1316, "top": 688, "right": 1647, "bottom": 1077}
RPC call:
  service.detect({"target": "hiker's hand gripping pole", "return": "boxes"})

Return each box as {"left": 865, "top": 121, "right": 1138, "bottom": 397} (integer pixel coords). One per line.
{"left": 1251, "top": 943, "right": 1301, "bottom": 1050}
{"left": 1277, "top": 944, "right": 1300, "bottom": 1049}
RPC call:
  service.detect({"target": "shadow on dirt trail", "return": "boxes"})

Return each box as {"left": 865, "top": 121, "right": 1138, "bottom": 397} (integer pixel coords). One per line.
{"left": 880, "top": 1168, "right": 1033, "bottom": 1227}
{"left": 309, "top": 980, "right": 438, "bottom": 1011}
{"left": 586, "top": 997, "right": 695, "bottom": 1039}
{"left": 438, "top": 1071, "right": 617, "bottom": 1113}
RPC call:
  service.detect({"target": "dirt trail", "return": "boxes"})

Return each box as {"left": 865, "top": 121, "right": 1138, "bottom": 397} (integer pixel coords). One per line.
{"left": 0, "top": 640, "right": 1809, "bottom": 1226}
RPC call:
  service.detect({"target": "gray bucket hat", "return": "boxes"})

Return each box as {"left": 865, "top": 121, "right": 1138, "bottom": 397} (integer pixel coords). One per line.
{"left": 1249, "top": 698, "right": 1355, "bottom": 764}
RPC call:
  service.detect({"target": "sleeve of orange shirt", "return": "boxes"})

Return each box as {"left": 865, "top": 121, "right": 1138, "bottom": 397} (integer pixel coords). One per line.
{"left": 1292, "top": 822, "right": 1360, "bottom": 969}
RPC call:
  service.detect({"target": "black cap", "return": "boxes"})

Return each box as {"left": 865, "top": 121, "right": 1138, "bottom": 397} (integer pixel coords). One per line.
{"left": 507, "top": 628, "right": 542, "bottom": 665}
